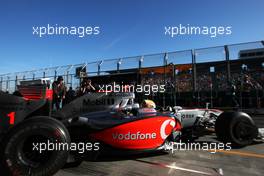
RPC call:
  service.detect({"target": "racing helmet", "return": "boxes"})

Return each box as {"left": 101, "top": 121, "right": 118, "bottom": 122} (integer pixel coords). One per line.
{"left": 142, "top": 99, "right": 156, "bottom": 109}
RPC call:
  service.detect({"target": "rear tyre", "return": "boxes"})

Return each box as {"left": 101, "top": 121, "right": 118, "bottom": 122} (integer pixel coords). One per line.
{"left": 1, "top": 116, "right": 70, "bottom": 176}
{"left": 215, "top": 112, "right": 258, "bottom": 147}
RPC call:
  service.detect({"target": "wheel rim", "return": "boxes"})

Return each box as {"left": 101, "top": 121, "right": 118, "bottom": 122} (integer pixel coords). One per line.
{"left": 17, "top": 135, "right": 53, "bottom": 168}
{"left": 233, "top": 121, "right": 254, "bottom": 142}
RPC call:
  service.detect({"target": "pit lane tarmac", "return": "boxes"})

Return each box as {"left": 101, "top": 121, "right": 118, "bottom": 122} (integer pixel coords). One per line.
{"left": 55, "top": 134, "right": 264, "bottom": 176}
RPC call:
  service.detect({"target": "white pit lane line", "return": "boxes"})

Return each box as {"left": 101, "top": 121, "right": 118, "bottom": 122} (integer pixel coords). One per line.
{"left": 135, "top": 159, "right": 223, "bottom": 175}
{"left": 165, "top": 162, "right": 221, "bottom": 176}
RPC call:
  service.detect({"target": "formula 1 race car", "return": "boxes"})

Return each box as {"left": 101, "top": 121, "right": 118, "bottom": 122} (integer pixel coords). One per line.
{"left": 0, "top": 79, "right": 260, "bottom": 176}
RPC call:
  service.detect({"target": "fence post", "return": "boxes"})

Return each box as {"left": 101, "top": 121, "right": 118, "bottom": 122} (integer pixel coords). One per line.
{"left": 137, "top": 56, "right": 144, "bottom": 103}
{"left": 138, "top": 56, "right": 144, "bottom": 84}
{"left": 70, "top": 74, "right": 73, "bottom": 88}
{"left": 139, "top": 56, "right": 143, "bottom": 69}
{"left": 225, "top": 45, "right": 231, "bottom": 83}
{"left": 117, "top": 59, "right": 121, "bottom": 72}
{"left": 66, "top": 71, "right": 69, "bottom": 85}
{"left": 163, "top": 53, "right": 168, "bottom": 107}
{"left": 192, "top": 50, "right": 197, "bottom": 92}
{"left": 0, "top": 77, "right": 2, "bottom": 91}
{"left": 15, "top": 75, "right": 18, "bottom": 91}
{"left": 98, "top": 61, "right": 102, "bottom": 76}
{"left": 192, "top": 50, "right": 199, "bottom": 106}
{"left": 43, "top": 72, "right": 46, "bottom": 78}
{"left": 54, "top": 70, "right": 57, "bottom": 80}
{"left": 33, "top": 73, "right": 35, "bottom": 80}
{"left": 6, "top": 76, "right": 9, "bottom": 92}
{"left": 173, "top": 65, "right": 177, "bottom": 106}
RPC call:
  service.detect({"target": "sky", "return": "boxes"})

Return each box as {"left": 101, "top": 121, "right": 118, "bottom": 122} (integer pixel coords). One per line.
{"left": 0, "top": 0, "right": 264, "bottom": 74}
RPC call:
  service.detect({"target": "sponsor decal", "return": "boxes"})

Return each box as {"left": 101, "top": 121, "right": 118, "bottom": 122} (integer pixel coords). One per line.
{"left": 160, "top": 119, "right": 175, "bottom": 139}
{"left": 112, "top": 131, "right": 156, "bottom": 140}
{"left": 111, "top": 119, "right": 176, "bottom": 141}
{"left": 83, "top": 98, "right": 111, "bottom": 106}
{"left": 181, "top": 114, "right": 195, "bottom": 119}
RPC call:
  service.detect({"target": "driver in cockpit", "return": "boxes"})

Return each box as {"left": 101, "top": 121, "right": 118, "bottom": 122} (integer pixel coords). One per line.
{"left": 138, "top": 99, "right": 157, "bottom": 115}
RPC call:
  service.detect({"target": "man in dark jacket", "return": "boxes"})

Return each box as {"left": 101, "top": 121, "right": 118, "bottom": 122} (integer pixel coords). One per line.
{"left": 52, "top": 76, "right": 66, "bottom": 110}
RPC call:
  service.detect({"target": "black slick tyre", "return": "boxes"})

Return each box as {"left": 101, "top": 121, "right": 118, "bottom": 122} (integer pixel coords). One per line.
{"left": 215, "top": 112, "right": 258, "bottom": 147}
{"left": 1, "top": 116, "right": 70, "bottom": 176}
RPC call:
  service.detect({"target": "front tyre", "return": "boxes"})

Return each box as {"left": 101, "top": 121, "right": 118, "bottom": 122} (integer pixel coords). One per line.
{"left": 1, "top": 116, "right": 70, "bottom": 176}
{"left": 215, "top": 112, "right": 258, "bottom": 147}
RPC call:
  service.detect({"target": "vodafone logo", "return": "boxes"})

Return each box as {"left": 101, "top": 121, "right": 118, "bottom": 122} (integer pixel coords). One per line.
{"left": 112, "top": 132, "right": 156, "bottom": 140}
{"left": 160, "top": 119, "right": 175, "bottom": 140}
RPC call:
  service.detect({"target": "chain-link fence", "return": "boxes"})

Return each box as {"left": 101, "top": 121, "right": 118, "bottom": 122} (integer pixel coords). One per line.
{"left": 1, "top": 41, "right": 264, "bottom": 109}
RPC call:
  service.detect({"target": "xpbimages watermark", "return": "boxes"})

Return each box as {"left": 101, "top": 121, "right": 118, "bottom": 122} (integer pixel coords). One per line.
{"left": 98, "top": 82, "right": 166, "bottom": 95}
{"left": 165, "top": 24, "right": 232, "bottom": 38}
{"left": 32, "top": 140, "right": 100, "bottom": 154}
{"left": 164, "top": 141, "right": 232, "bottom": 154}
{"left": 32, "top": 24, "right": 100, "bottom": 38}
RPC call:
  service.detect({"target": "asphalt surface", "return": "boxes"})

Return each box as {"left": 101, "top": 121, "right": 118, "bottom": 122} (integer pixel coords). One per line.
{"left": 56, "top": 115, "right": 264, "bottom": 176}
{"left": 55, "top": 135, "right": 263, "bottom": 176}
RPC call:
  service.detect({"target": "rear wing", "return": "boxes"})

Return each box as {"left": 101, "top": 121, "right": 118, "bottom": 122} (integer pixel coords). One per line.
{"left": 18, "top": 85, "right": 53, "bottom": 100}
{"left": 18, "top": 78, "right": 53, "bottom": 100}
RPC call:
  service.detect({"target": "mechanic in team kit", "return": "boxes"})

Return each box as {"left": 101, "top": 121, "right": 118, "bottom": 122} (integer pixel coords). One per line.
{"left": 52, "top": 76, "right": 67, "bottom": 110}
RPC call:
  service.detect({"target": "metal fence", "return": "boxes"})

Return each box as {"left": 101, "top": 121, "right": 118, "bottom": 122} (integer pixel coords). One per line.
{"left": 1, "top": 40, "right": 264, "bottom": 109}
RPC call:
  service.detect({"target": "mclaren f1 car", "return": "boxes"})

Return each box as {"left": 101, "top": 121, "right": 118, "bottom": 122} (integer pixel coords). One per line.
{"left": 0, "top": 79, "right": 260, "bottom": 176}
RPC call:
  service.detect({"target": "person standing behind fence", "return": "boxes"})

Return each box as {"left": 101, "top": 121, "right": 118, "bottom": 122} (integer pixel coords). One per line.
{"left": 80, "top": 78, "right": 95, "bottom": 95}
{"left": 52, "top": 76, "right": 66, "bottom": 110}
{"left": 230, "top": 82, "right": 239, "bottom": 109}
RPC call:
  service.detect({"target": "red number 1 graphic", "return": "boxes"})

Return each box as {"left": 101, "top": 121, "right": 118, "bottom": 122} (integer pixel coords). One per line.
{"left": 7, "top": 112, "right": 15, "bottom": 125}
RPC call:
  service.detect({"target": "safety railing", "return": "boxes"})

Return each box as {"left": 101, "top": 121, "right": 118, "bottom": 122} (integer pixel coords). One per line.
{"left": 1, "top": 40, "right": 264, "bottom": 109}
